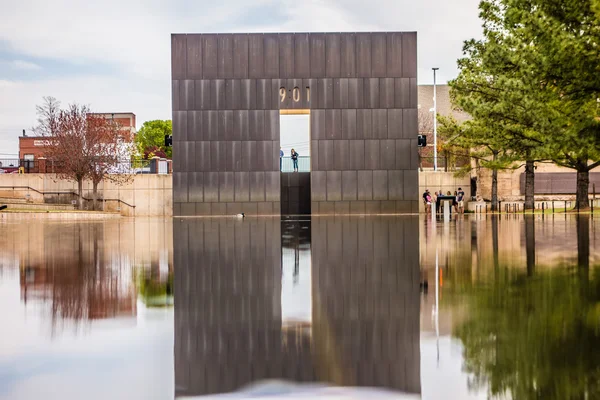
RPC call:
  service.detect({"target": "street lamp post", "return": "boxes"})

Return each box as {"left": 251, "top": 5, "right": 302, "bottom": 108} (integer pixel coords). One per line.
{"left": 432, "top": 68, "right": 439, "bottom": 172}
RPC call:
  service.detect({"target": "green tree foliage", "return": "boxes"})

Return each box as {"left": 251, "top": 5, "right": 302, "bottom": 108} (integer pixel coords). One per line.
{"left": 443, "top": 0, "right": 600, "bottom": 209}
{"left": 134, "top": 120, "right": 172, "bottom": 159}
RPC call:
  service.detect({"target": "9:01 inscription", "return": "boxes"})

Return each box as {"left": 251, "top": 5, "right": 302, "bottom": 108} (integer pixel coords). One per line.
{"left": 280, "top": 86, "right": 310, "bottom": 103}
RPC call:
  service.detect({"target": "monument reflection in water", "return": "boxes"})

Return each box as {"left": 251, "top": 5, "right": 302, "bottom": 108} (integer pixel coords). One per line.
{"left": 174, "top": 216, "right": 421, "bottom": 397}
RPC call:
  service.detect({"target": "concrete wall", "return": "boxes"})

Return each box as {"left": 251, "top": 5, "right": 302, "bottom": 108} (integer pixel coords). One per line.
{"left": 0, "top": 173, "right": 172, "bottom": 217}
{"left": 418, "top": 171, "right": 471, "bottom": 212}
{"left": 171, "top": 32, "right": 419, "bottom": 216}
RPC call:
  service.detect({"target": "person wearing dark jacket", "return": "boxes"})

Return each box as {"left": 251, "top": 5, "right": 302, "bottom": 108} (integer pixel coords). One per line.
{"left": 291, "top": 149, "right": 299, "bottom": 172}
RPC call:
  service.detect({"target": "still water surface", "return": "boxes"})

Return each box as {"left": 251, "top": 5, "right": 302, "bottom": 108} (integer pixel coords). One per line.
{"left": 0, "top": 215, "right": 598, "bottom": 399}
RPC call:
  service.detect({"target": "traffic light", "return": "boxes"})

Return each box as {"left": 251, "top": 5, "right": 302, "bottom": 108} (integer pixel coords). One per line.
{"left": 417, "top": 134, "right": 426, "bottom": 147}
{"left": 165, "top": 135, "right": 173, "bottom": 147}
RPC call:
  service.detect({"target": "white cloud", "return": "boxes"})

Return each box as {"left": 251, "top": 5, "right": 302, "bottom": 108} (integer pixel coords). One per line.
{"left": 9, "top": 60, "right": 42, "bottom": 70}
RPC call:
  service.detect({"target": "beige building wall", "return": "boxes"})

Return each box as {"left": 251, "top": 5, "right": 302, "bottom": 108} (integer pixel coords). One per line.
{"left": 0, "top": 174, "right": 172, "bottom": 217}
{"left": 418, "top": 171, "right": 471, "bottom": 212}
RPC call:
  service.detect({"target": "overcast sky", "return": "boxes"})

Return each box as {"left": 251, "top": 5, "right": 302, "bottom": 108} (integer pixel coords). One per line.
{"left": 0, "top": 0, "right": 482, "bottom": 156}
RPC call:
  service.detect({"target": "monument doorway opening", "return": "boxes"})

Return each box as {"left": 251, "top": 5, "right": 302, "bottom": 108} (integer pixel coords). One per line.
{"left": 279, "top": 110, "right": 311, "bottom": 215}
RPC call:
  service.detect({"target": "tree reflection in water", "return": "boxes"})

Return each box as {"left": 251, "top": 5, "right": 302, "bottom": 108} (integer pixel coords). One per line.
{"left": 454, "top": 215, "right": 600, "bottom": 399}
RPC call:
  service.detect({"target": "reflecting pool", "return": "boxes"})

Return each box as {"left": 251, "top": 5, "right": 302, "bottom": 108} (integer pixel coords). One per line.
{"left": 0, "top": 215, "right": 598, "bottom": 399}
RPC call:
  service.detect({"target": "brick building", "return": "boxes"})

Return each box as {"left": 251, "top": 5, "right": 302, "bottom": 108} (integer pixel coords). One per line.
{"left": 18, "top": 112, "right": 136, "bottom": 160}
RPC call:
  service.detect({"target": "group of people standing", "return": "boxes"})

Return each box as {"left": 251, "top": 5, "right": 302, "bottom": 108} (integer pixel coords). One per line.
{"left": 280, "top": 147, "right": 299, "bottom": 172}
{"left": 422, "top": 188, "right": 466, "bottom": 214}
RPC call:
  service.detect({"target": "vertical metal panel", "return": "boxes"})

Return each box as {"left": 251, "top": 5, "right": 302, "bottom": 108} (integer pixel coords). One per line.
{"left": 295, "top": 33, "right": 310, "bottom": 78}
{"left": 210, "top": 202, "right": 226, "bottom": 215}
{"left": 310, "top": 33, "right": 326, "bottom": 78}
{"left": 373, "top": 170, "right": 388, "bottom": 200}
{"left": 180, "top": 80, "right": 194, "bottom": 111}
{"left": 356, "top": 33, "right": 372, "bottom": 77}
{"left": 259, "top": 141, "right": 274, "bottom": 171}
{"left": 342, "top": 109, "right": 357, "bottom": 139}
{"left": 218, "top": 110, "right": 233, "bottom": 141}
{"left": 233, "top": 34, "right": 249, "bottom": 79}
{"left": 265, "top": 171, "right": 280, "bottom": 201}
{"left": 334, "top": 140, "right": 349, "bottom": 170}
{"left": 350, "top": 200, "right": 365, "bottom": 214}
{"left": 326, "top": 171, "right": 342, "bottom": 201}
{"left": 372, "top": 109, "right": 388, "bottom": 139}
{"left": 231, "top": 141, "right": 242, "bottom": 171}
{"left": 409, "top": 78, "right": 418, "bottom": 108}
{"left": 340, "top": 33, "right": 356, "bottom": 77}
{"left": 325, "top": 33, "right": 341, "bottom": 78}
{"left": 186, "top": 34, "right": 203, "bottom": 79}
{"left": 387, "top": 109, "right": 403, "bottom": 139}
{"left": 184, "top": 141, "right": 196, "bottom": 172}
{"left": 239, "top": 79, "right": 255, "bottom": 110}
{"left": 264, "top": 110, "right": 279, "bottom": 141}
{"left": 263, "top": 34, "right": 279, "bottom": 78}
{"left": 394, "top": 78, "right": 410, "bottom": 108}
{"left": 172, "top": 35, "right": 187, "bottom": 80}
{"left": 357, "top": 109, "right": 372, "bottom": 139}
{"left": 173, "top": 111, "right": 188, "bottom": 142}
{"left": 303, "top": 79, "right": 317, "bottom": 109}
{"left": 189, "top": 172, "right": 204, "bottom": 202}
{"left": 365, "top": 140, "right": 380, "bottom": 170}
{"left": 187, "top": 111, "right": 202, "bottom": 141}
{"left": 347, "top": 78, "right": 364, "bottom": 109}
{"left": 202, "top": 34, "right": 218, "bottom": 79}
{"left": 223, "top": 141, "right": 234, "bottom": 171}
{"left": 364, "top": 78, "right": 380, "bottom": 109}
{"left": 310, "top": 140, "right": 319, "bottom": 170}
{"left": 318, "top": 79, "right": 334, "bottom": 109}
{"left": 403, "top": 170, "right": 418, "bottom": 200}
{"left": 386, "top": 32, "right": 403, "bottom": 77}
{"left": 319, "top": 140, "right": 334, "bottom": 171}
{"left": 210, "top": 79, "right": 225, "bottom": 110}
{"left": 204, "top": 110, "right": 218, "bottom": 141}
{"left": 256, "top": 79, "right": 271, "bottom": 110}
{"left": 194, "top": 80, "right": 211, "bottom": 110}
{"left": 271, "top": 140, "right": 280, "bottom": 171}
{"left": 218, "top": 35, "right": 234, "bottom": 78}
{"left": 326, "top": 109, "right": 341, "bottom": 139}
{"left": 311, "top": 171, "right": 327, "bottom": 201}
{"left": 248, "top": 141, "right": 258, "bottom": 171}
{"left": 225, "top": 80, "right": 240, "bottom": 110}
{"left": 173, "top": 172, "right": 188, "bottom": 202}
{"left": 369, "top": 33, "right": 386, "bottom": 78}
{"left": 210, "top": 141, "right": 221, "bottom": 171}
{"left": 395, "top": 139, "right": 411, "bottom": 170}
{"left": 342, "top": 171, "right": 358, "bottom": 201}
{"left": 174, "top": 142, "right": 184, "bottom": 172}
{"left": 402, "top": 109, "right": 418, "bottom": 139}
{"left": 219, "top": 172, "right": 234, "bottom": 201}
{"left": 249, "top": 110, "right": 264, "bottom": 141}
{"left": 250, "top": 172, "right": 266, "bottom": 201}
{"left": 349, "top": 140, "right": 365, "bottom": 170}
{"left": 234, "top": 171, "right": 250, "bottom": 202}
{"left": 410, "top": 138, "right": 419, "bottom": 170}
{"left": 279, "top": 33, "right": 294, "bottom": 78}
{"left": 172, "top": 80, "right": 180, "bottom": 111}
{"left": 248, "top": 34, "right": 264, "bottom": 78}
{"left": 379, "top": 78, "right": 395, "bottom": 108}
{"left": 204, "top": 172, "right": 219, "bottom": 202}
{"left": 195, "top": 141, "right": 211, "bottom": 172}
{"left": 334, "top": 78, "right": 349, "bottom": 109}
{"left": 380, "top": 139, "right": 395, "bottom": 170}
{"left": 311, "top": 110, "right": 326, "bottom": 140}
{"left": 357, "top": 170, "right": 373, "bottom": 200}
{"left": 234, "top": 110, "right": 249, "bottom": 141}
{"left": 241, "top": 141, "right": 252, "bottom": 171}
{"left": 402, "top": 33, "right": 417, "bottom": 78}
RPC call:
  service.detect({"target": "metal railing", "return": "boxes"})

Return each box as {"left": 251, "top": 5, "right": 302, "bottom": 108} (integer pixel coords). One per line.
{"left": 0, "top": 159, "right": 168, "bottom": 174}
{"left": 280, "top": 156, "right": 310, "bottom": 172}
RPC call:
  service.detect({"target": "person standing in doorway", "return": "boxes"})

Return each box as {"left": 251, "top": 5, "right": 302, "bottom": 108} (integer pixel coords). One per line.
{"left": 280, "top": 147, "right": 284, "bottom": 171}
{"left": 457, "top": 187, "right": 465, "bottom": 214}
{"left": 434, "top": 191, "right": 440, "bottom": 214}
{"left": 291, "top": 148, "right": 299, "bottom": 172}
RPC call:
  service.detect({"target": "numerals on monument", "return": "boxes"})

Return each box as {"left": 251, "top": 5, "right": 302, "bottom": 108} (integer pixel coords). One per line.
{"left": 280, "top": 87, "right": 310, "bottom": 103}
